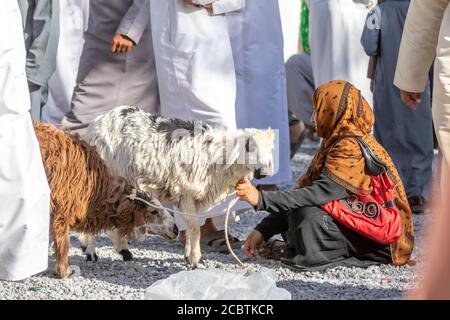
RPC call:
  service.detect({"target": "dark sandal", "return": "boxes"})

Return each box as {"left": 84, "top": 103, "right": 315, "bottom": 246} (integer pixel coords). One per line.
{"left": 201, "top": 230, "right": 242, "bottom": 254}
{"left": 266, "top": 239, "right": 287, "bottom": 261}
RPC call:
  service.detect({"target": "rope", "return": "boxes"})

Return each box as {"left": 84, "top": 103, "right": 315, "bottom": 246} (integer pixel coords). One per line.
{"left": 224, "top": 196, "right": 247, "bottom": 268}
{"left": 128, "top": 190, "right": 247, "bottom": 267}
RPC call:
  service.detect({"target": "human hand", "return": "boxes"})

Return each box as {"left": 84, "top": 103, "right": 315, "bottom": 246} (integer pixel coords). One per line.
{"left": 202, "top": 3, "right": 213, "bottom": 12}
{"left": 243, "top": 230, "right": 268, "bottom": 258}
{"left": 183, "top": 0, "right": 212, "bottom": 12}
{"left": 400, "top": 90, "right": 422, "bottom": 110}
{"left": 236, "top": 178, "right": 259, "bottom": 206}
{"left": 27, "top": 81, "right": 40, "bottom": 92}
{"left": 183, "top": 0, "right": 201, "bottom": 7}
{"left": 111, "top": 33, "right": 134, "bottom": 53}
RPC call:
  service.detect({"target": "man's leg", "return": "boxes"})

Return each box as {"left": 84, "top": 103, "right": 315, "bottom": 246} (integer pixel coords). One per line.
{"left": 285, "top": 53, "right": 315, "bottom": 127}
{"left": 29, "top": 86, "right": 42, "bottom": 121}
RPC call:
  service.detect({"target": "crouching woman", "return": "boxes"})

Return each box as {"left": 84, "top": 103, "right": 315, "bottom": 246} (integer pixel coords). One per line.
{"left": 236, "top": 80, "right": 414, "bottom": 271}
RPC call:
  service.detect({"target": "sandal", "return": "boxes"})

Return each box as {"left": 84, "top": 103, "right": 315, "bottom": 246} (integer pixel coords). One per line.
{"left": 201, "top": 230, "right": 242, "bottom": 254}
{"left": 266, "top": 239, "right": 287, "bottom": 261}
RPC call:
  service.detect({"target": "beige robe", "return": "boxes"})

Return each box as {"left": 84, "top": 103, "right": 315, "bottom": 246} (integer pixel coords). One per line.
{"left": 394, "top": 0, "right": 450, "bottom": 298}
{"left": 394, "top": 0, "right": 450, "bottom": 170}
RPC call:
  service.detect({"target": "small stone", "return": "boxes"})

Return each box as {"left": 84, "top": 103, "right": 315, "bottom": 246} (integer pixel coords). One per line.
{"left": 29, "top": 286, "right": 43, "bottom": 292}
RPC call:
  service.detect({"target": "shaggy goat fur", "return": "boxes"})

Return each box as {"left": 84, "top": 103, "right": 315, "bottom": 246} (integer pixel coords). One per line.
{"left": 33, "top": 122, "right": 176, "bottom": 278}
{"left": 83, "top": 106, "right": 275, "bottom": 268}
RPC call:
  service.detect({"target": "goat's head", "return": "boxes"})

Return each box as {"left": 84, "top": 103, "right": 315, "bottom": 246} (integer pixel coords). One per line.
{"left": 225, "top": 128, "right": 275, "bottom": 180}
{"left": 128, "top": 189, "right": 178, "bottom": 241}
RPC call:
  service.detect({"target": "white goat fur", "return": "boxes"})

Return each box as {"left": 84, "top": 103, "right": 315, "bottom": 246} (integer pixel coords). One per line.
{"left": 83, "top": 106, "right": 275, "bottom": 267}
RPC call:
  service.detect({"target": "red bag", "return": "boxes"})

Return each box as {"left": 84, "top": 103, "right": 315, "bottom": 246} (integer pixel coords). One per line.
{"left": 320, "top": 137, "right": 402, "bottom": 244}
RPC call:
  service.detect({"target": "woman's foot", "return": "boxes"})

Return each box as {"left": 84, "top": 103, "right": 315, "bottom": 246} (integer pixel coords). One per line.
{"left": 265, "top": 239, "right": 287, "bottom": 260}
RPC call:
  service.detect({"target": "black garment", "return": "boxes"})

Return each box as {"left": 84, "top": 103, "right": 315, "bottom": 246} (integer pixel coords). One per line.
{"left": 286, "top": 207, "right": 391, "bottom": 269}
{"left": 254, "top": 175, "right": 391, "bottom": 269}
{"left": 255, "top": 174, "right": 348, "bottom": 241}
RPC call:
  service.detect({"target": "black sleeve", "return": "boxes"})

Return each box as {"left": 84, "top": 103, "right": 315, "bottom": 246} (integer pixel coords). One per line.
{"left": 255, "top": 174, "right": 348, "bottom": 215}
{"left": 254, "top": 213, "right": 288, "bottom": 242}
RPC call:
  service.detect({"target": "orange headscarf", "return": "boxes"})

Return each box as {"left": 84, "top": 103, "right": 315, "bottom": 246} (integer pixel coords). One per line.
{"left": 299, "top": 80, "right": 414, "bottom": 266}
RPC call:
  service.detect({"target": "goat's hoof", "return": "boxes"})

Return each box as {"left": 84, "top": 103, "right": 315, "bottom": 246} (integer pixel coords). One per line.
{"left": 119, "top": 249, "right": 133, "bottom": 261}
{"left": 193, "top": 260, "right": 206, "bottom": 270}
{"left": 184, "top": 257, "right": 205, "bottom": 270}
{"left": 86, "top": 253, "right": 98, "bottom": 262}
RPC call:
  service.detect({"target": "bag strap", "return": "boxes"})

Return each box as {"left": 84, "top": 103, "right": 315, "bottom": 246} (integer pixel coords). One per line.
{"left": 323, "top": 135, "right": 387, "bottom": 176}
{"left": 354, "top": 137, "right": 387, "bottom": 175}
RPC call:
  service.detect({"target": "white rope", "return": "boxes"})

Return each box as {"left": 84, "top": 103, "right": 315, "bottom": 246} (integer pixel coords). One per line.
{"left": 128, "top": 190, "right": 247, "bottom": 267}
{"left": 224, "top": 196, "right": 247, "bottom": 268}
{"left": 127, "top": 194, "right": 200, "bottom": 218}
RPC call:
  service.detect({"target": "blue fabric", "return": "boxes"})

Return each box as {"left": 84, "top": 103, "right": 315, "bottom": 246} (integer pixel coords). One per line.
{"left": 361, "top": 0, "right": 433, "bottom": 197}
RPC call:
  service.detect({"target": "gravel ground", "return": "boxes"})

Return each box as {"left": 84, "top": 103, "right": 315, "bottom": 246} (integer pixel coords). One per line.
{"left": 0, "top": 138, "right": 428, "bottom": 300}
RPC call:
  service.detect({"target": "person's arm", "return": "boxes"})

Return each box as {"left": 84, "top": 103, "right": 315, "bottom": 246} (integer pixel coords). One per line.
{"left": 254, "top": 213, "right": 288, "bottom": 242}
{"left": 255, "top": 175, "right": 348, "bottom": 215}
{"left": 394, "top": 0, "right": 450, "bottom": 93}
{"left": 236, "top": 174, "right": 348, "bottom": 215}
{"left": 361, "top": 6, "right": 381, "bottom": 57}
{"left": 116, "top": 0, "right": 149, "bottom": 46}
{"left": 24, "top": 0, "right": 59, "bottom": 87}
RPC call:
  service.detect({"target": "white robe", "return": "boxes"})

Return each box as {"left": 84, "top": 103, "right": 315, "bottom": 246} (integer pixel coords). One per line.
{"left": 42, "top": 0, "right": 89, "bottom": 125}
{"left": 0, "top": 0, "right": 50, "bottom": 281}
{"left": 150, "top": 0, "right": 237, "bottom": 129}
{"left": 226, "top": 0, "right": 292, "bottom": 184}
{"left": 279, "top": 0, "right": 301, "bottom": 61}
{"left": 150, "top": 0, "right": 248, "bottom": 231}
{"left": 306, "top": 0, "right": 373, "bottom": 105}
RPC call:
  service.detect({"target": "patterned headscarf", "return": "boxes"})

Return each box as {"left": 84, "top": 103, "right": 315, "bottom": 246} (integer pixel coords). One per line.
{"left": 299, "top": 80, "right": 414, "bottom": 266}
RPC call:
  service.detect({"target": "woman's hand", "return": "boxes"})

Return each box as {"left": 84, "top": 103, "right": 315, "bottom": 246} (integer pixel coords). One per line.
{"left": 243, "top": 230, "right": 268, "bottom": 258}
{"left": 236, "top": 178, "right": 259, "bottom": 206}
{"left": 111, "top": 33, "right": 134, "bottom": 53}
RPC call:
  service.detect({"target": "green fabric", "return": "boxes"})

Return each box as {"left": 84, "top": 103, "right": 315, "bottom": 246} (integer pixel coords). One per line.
{"left": 300, "top": 0, "right": 310, "bottom": 54}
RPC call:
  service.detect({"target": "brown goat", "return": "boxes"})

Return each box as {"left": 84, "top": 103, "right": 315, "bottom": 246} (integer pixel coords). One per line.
{"left": 33, "top": 122, "right": 176, "bottom": 278}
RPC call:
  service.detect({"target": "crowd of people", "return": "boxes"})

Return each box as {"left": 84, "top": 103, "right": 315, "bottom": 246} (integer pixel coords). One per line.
{"left": 1, "top": 0, "right": 449, "bottom": 298}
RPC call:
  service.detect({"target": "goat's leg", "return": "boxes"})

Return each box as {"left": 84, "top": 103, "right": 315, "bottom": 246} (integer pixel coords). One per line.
{"left": 53, "top": 224, "right": 71, "bottom": 279}
{"left": 179, "top": 200, "right": 204, "bottom": 269}
{"left": 186, "top": 217, "right": 204, "bottom": 269}
{"left": 183, "top": 217, "right": 192, "bottom": 266}
{"left": 78, "top": 233, "right": 98, "bottom": 262}
{"left": 107, "top": 230, "right": 133, "bottom": 261}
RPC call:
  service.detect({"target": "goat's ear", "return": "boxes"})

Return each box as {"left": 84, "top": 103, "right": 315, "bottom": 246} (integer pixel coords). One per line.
{"left": 245, "top": 135, "right": 257, "bottom": 153}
